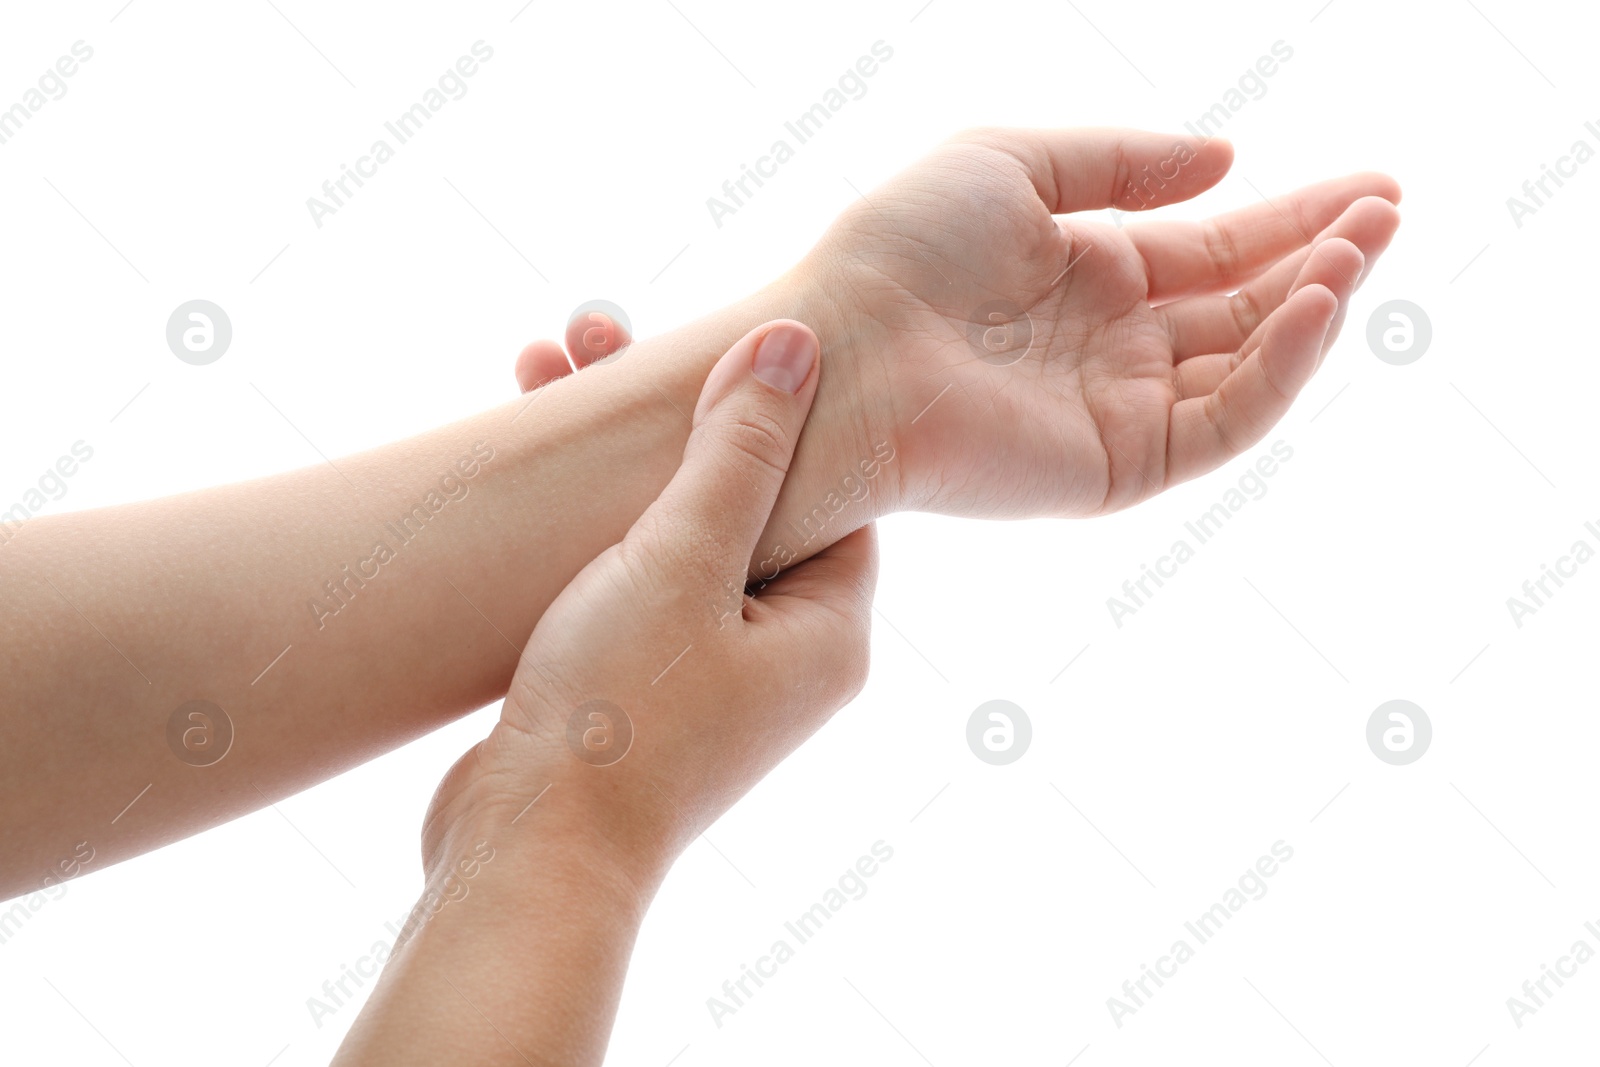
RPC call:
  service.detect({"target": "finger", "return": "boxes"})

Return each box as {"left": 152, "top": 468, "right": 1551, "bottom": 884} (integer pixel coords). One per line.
{"left": 1160, "top": 195, "right": 1400, "bottom": 359}
{"left": 1130, "top": 172, "right": 1400, "bottom": 303}
{"left": 1171, "top": 352, "right": 1233, "bottom": 403}
{"left": 745, "top": 524, "right": 879, "bottom": 706}
{"left": 565, "top": 311, "right": 633, "bottom": 368}
{"left": 1229, "top": 236, "right": 1366, "bottom": 367}
{"left": 1172, "top": 238, "right": 1363, "bottom": 400}
{"left": 514, "top": 339, "right": 574, "bottom": 393}
{"left": 515, "top": 313, "right": 633, "bottom": 392}
{"left": 749, "top": 523, "right": 879, "bottom": 623}
{"left": 1166, "top": 284, "right": 1337, "bottom": 486}
{"left": 961, "top": 127, "right": 1234, "bottom": 214}
{"left": 1305, "top": 239, "right": 1376, "bottom": 372}
{"left": 630, "top": 320, "right": 820, "bottom": 587}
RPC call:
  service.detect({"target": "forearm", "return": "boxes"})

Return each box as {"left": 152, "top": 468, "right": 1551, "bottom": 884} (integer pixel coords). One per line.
{"left": 332, "top": 794, "right": 655, "bottom": 1066}
{"left": 0, "top": 272, "right": 887, "bottom": 895}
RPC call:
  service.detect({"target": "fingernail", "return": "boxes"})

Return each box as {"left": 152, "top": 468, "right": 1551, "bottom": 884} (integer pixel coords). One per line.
{"left": 752, "top": 324, "right": 815, "bottom": 394}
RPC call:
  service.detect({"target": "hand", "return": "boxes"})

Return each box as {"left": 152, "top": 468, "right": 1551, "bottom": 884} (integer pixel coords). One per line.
{"left": 512, "top": 309, "right": 632, "bottom": 392}
{"left": 798, "top": 127, "right": 1402, "bottom": 518}
{"left": 336, "top": 321, "right": 874, "bottom": 1066}
{"left": 431, "top": 319, "right": 878, "bottom": 885}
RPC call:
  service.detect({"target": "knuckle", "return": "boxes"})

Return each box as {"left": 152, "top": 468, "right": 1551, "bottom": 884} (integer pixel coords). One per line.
{"left": 610, "top": 530, "right": 713, "bottom": 612}
{"left": 829, "top": 608, "right": 873, "bottom": 700}
{"left": 610, "top": 530, "right": 656, "bottom": 580}
{"left": 1108, "top": 144, "right": 1136, "bottom": 207}
{"left": 1202, "top": 218, "right": 1243, "bottom": 279}
{"left": 637, "top": 513, "right": 722, "bottom": 594}
{"left": 713, "top": 408, "right": 793, "bottom": 480}
{"left": 1228, "top": 287, "right": 1262, "bottom": 340}
{"left": 1208, "top": 390, "right": 1264, "bottom": 456}
{"left": 1258, "top": 357, "right": 1295, "bottom": 407}
{"left": 1205, "top": 392, "right": 1245, "bottom": 455}
{"left": 839, "top": 636, "right": 871, "bottom": 699}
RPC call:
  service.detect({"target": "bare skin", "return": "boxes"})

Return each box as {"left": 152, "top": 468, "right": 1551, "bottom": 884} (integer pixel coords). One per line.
{"left": 335, "top": 321, "right": 878, "bottom": 1065}
{"left": 0, "top": 128, "right": 1399, "bottom": 899}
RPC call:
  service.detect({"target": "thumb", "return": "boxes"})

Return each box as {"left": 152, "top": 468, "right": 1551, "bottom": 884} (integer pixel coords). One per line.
{"left": 959, "top": 126, "right": 1233, "bottom": 213}
{"left": 630, "top": 320, "right": 820, "bottom": 588}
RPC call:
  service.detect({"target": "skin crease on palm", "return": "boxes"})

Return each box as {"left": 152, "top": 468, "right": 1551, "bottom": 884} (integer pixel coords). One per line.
{"left": 801, "top": 130, "right": 1399, "bottom": 519}
{"left": 517, "top": 130, "right": 1400, "bottom": 526}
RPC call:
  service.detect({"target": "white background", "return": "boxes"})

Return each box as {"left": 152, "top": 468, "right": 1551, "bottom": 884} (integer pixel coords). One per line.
{"left": 1, "top": 0, "right": 1595, "bottom": 1064}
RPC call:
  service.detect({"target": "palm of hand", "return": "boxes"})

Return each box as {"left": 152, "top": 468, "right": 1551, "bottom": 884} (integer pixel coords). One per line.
{"left": 810, "top": 130, "right": 1401, "bottom": 519}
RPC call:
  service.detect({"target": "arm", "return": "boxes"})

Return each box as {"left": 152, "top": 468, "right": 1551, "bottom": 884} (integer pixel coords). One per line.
{"left": 329, "top": 819, "right": 651, "bottom": 1067}
{"left": 334, "top": 321, "right": 877, "bottom": 1065}
{"left": 0, "top": 283, "right": 856, "bottom": 896}
{"left": 0, "top": 126, "right": 1400, "bottom": 896}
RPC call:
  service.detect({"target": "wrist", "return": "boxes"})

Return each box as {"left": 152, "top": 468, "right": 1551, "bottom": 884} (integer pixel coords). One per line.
{"left": 594, "top": 265, "right": 904, "bottom": 567}
{"left": 739, "top": 269, "right": 906, "bottom": 566}
{"left": 347, "top": 769, "right": 651, "bottom": 1066}
{"left": 758, "top": 266, "right": 906, "bottom": 571}
{"left": 429, "top": 789, "right": 663, "bottom": 925}
{"left": 424, "top": 727, "right": 678, "bottom": 909}
{"left": 780, "top": 260, "right": 907, "bottom": 515}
